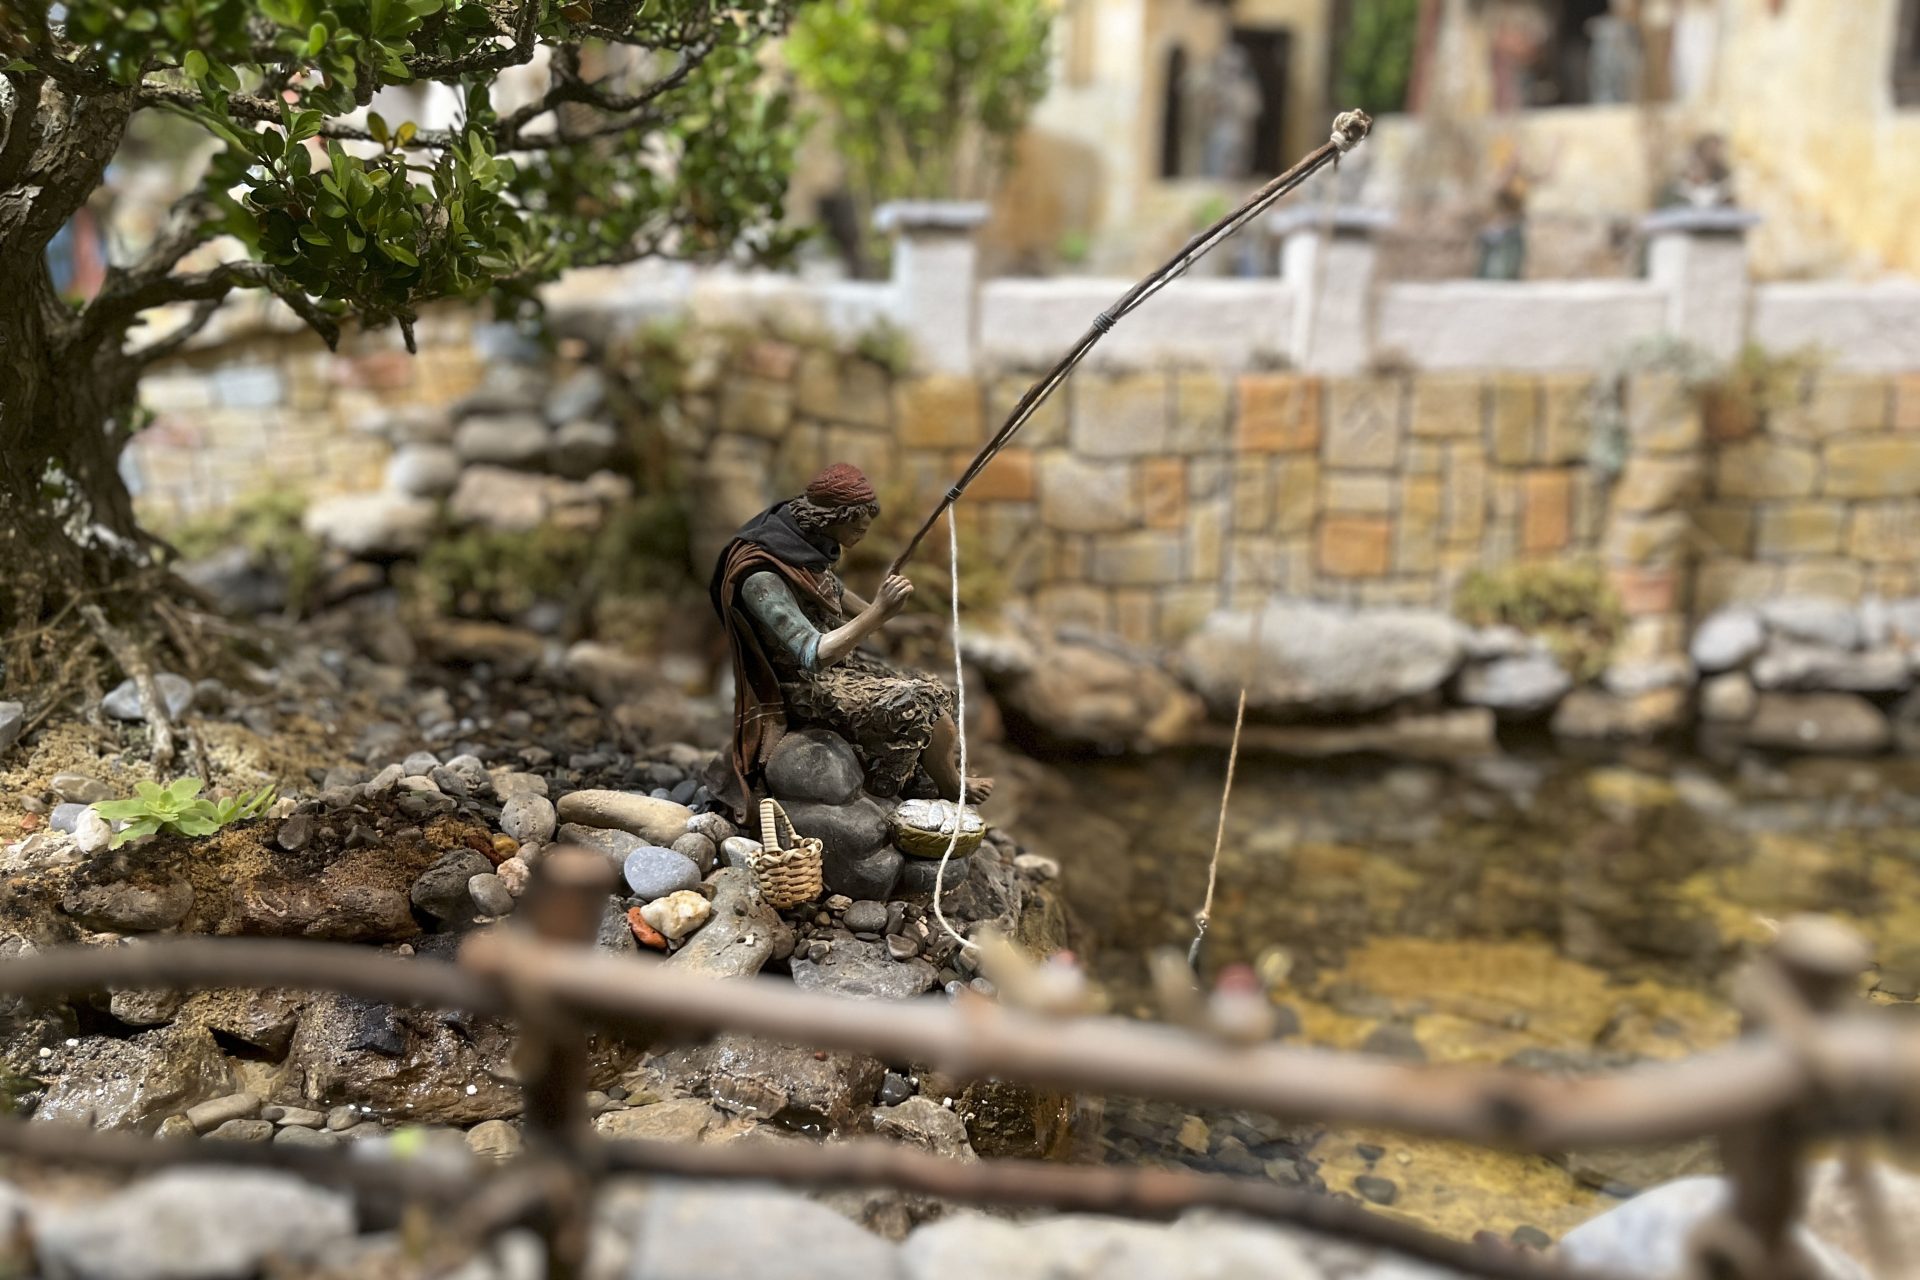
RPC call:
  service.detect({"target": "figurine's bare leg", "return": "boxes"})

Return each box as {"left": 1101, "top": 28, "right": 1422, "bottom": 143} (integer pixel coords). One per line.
{"left": 926, "top": 713, "right": 994, "bottom": 804}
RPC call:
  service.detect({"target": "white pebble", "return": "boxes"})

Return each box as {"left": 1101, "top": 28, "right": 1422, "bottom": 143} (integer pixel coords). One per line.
{"left": 464, "top": 1085, "right": 477, "bottom": 1096}
{"left": 65, "top": 1038, "right": 78, "bottom": 1047}
{"left": 37, "top": 1048, "right": 51, "bottom": 1058}
{"left": 639, "top": 890, "right": 712, "bottom": 941}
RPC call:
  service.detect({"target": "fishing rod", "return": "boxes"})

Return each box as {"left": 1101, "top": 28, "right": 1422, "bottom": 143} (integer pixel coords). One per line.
{"left": 885, "top": 109, "right": 1373, "bottom": 578}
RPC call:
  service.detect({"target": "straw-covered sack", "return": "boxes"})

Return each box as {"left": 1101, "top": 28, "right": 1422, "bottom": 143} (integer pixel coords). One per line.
{"left": 751, "top": 797, "right": 824, "bottom": 909}
{"left": 890, "top": 798, "right": 986, "bottom": 860}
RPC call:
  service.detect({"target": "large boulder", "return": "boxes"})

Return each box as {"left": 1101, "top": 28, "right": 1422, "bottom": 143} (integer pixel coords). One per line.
{"left": 279, "top": 993, "right": 526, "bottom": 1125}
{"left": 968, "top": 631, "right": 1202, "bottom": 751}
{"left": 624, "top": 1184, "right": 898, "bottom": 1280}
{"left": 765, "top": 730, "right": 864, "bottom": 805}
{"left": 1690, "top": 607, "right": 1765, "bottom": 672}
{"left": 556, "top": 791, "right": 693, "bottom": 846}
{"left": 1760, "top": 598, "right": 1862, "bottom": 650}
{"left": 1454, "top": 653, "right": 1571, "bottom": 716}
{"left": 62, "top": 880, "right": 194, "bottom": 933}
{"left": 447, "top": 465, "right": 552, "bottom": 532}
{"left": 550, "top": 419, "right": 618, "bottom": 479}
{"left": 669, "top": 869, "right": 776, "bottom": 979}
{"left": 1743, "top": 693, "right": 1891, "bottom": 754}
{"left": 778, "top": 794, "right": 901, "bottom": 900}
{"left": 35, "top": 1024, "right": 236, "bottom": 1133}
{"left": 384, "top": 443, "right": 462, "bottom": 498}
{"left": 790, "top": 937, "right": 936, "bottom": 1001}
{"left": 660, "top": 1032, "right": 886, "bottom": 1132}
{"left": 1750, "top": 643, "right": 1912, "bottom": 693}
{"left": 453, "top": 412, "right": 550, "bottom": 467}
{"left": 1179, "top": 603, "right": 1467, "bottom": 716}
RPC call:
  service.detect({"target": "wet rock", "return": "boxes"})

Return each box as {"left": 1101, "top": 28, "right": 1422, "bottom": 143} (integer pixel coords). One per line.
{"left": 669, "top": 869, "right": 776, "bottom": 979}
{"left": 1752, "top": 643, "right": 1912, "bottom": 693}
{"left": 886, "top": 933, "right": 922, "bottom": 960}
{"left": 875, "top": 1097, "right": 975, "bottom": 1161}
{"left": 272, "top": 1125, "right": 339, "bottom": 1149}
{"left": 206, "top": 1118, "right": 274, "bottom": 1142}
{"left": 559, "top": 822, "right": 650, "bottom": 873}
{"left": 765, "top": 730, "right": 865, "bottom": 805}
{"left": 470, "top": 873, "right": 514, "bottom": 918}
{"left": 467, "top": 1119, "right": 523, "bottom": 1161}
{"left": 196, "top": 989, "right": 307, "bottom": 1059}
{"left": 779, "top": 795, "right": 901, "bottom": 899}
{"left": 639, "top": 890, "right": 711, "bottom": 941}
{"left": 1512, "top": 1225, "right": 1554, "bottom": 1250}
{"left": 593, "top": 1098, "right": 721, "bottom": 1144}
{"left": 844, "top": 900, "right": 889, "bottom": 934}
{"left": 0, "top": 701, "right": 22, "bottom": 754}
{"left": 968, "top": 630, "right": 1202, "bottom": 752}
{"left": 36, "top": 1024, "right": 235, "bottom": 1133}
{"left": 384, "top": 442, "right": 462, "bottom": 498}
{"left": 185, "top": 1091, "right": 262, "bottom": 1133}
{"left": 1691, "top": 607, "right": 1765, "bottom": 672}
{"left": 1456, "top": 653, "right": 1572, "bottom": 715}
{"left": 550, "top": 419, "right": 618, "bottom": 479}
{"left": 500, "top": 794, "right": 557, "bottom": 845}
{"left": 897, "top": 856, "right": 971, "bottom": 895}
{"left": 1354, "top": 1174, "right": 1398, "bottom": 1205}
{"left": 282, "top": 992, "right": 523, "bottom": 1124}
{"left": 1744, "top": 694, "right": 1891, "bottom": 754}
{"left": 663, "top": 1033, "right": 884, "bottom": 1132}
{"left": 1181, "top": 602, "right": 1466, "bottom": 716}
{"left": 622, "top": 847, "right": 701, "bottom": 901}
{"left": 1761, "top": 597, "right": 1861, "bottom": 651}
{"left": 791, "top": 938, "right": 937, "bottom": 1001}
{"left": 51, "top": 773, "right": 114, "bottom": 804}
{"left": 671, "top": 832, "right": 717, "bottom": 874}
{"left": 32, "top": 1168, "right": 354, "bottom": 1280}
{"left": 1550, "top": 688, "right": 1687, "bottom": 741}
{"left": 1556, "top": 1176, "right": 1861, "bottom": 1280}
{"left": 102, "top": 673, "right": 196, "bottom": 722}
{"left": 719, "top": 836, "right": 763, "bottom": 871}
{"left": 625, "top": 1185, "right": 897, "bottom": 1280}
{"left": 262, "top": 1105, "right": 324, "bottom": 1127}
{"left": 62, "top": 881, "right": 194, "bottom": 933}
{"left": 878, "top": 1073, "right": 915, "bottom": 1107}
{"left": 1700, "top": 672, "right": 1758, "bottom": 722}
{"left": 557, "top": 790, "right": 692, "bottom": 845}
{"left": 410, "top": 850, "right": 494, "bottom": 926}
{"left": 275, "top": 814, "right": 314, "bottom": 853}
{"left": 109, "top": 989, "right": 185, "bottom": 1027}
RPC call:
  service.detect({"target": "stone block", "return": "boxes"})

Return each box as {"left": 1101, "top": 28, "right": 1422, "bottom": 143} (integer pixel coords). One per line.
{"left": 1037, "top": 453, "right": 1138, "bottom": 533}
{"left": 1089, "top": 531, "right": 1185, "bottom": 586}
{"left": 1317, "top": 516, "right": 1392, "bottom": 578}
{"left": 963, "top": 447, "right": 1036, "bottom": 502}
{"left": 1697, "top": 503, "right": 1754, "bottom": 555}
{"left": 1235, "top": 374, "right": 1321, "bottom": 453}
{"left": 1611, "top": 455, "right": 1700, "bottom": 513}
{"left": 1187, "top": 456, "right": 1227, "bottom": 499}
{"left": 454, "top": 413, "right": 549, "bottom": 467}
{"left": 839, "top": 359, "right": 894, "bottom": 430}
{"left": 1824, "top": 438, "right": 1920, "bottom": 498}
{"left": 1846, "top": 503, "right": 1920, "bottom": 563}
{"left": 988, "top": 375, "right": 1063, "bottom": 446}
{"left": 1406, "top": 441, "right": 1445, "bottom": 474}
{"left": 1774, "top": 375, "right": 1890, "bottom": 440}
{"left": 1112, "top": 589, "right": 1157, "bottom": 648}
{"left": 1695, "top": 558, "right": 1779, "bottom": 612}
{"left": 1231, "top": 458, "right": 1269, "bottom": 531}
{"left": 1627, "top": 372, "right": 1703, "bottom": 454}
{"left": 1045, "top": 534, "right": 1087, "bottom": 581}
{"left": 1755, "top": 501, "right": 1846, "bottom": 557}
{"left": 1189, "top": 497, "right": 1227, "bottom": 581}
{"left": 1324, "top": 378, "right": 1405, "bottom": 469}
{"left": 740, "top": 339, "right": 801, "bottom": 382}
{"left": 1702, "top": 389, "right": 1758, "bottom": 443}
{"left": 1033, "top": 584, "right": 1111, "bottom": 632}
{"left": 1715, "top": 440, "right": 1818, "bottom": 498}
{"left": 1160, "top": 585, "right": 1224, "bottom": 641}
{"left": 1896, "top": 374, "right": 1920, "bottom": 431}
{"left": 1409, "top": 376, "right": 1483, "bottom": 439}
{"left": 820, "top": 425, "right": 897, "bottom": 481}
{"left": 1605, "top": 513, "right": 1689, "bottom": 566}
{"left": 1539, "top": 375, "right": 1594, "bottom": 464}
{"left": 1272, "top": 458, "right": 1320, "bottom": 535}
{"left": 1443, "top": 445, "right": 1487, "bottom": 544}
{"left": 718, "top": 377, "right": 794, "bottom": 439}
{"left": 1171, "top": 372, "right": 1231, "bottom": 452}
{"left": 1522, "top": 470, "right": 1573, "bottom": 554}
{"left": 897, "top": 376, "right": 982, "bottom": 449}
{"left": 1610, "top": 567, "right": 1679, "bottom": 617}
{"left": 1072, "top": 372, "right": 1168, "bottom": 456}
{"left": 1489, "top": 377, "right": 1539, "bottom": 466}
{"left": 1140, "top": 457, "right": 1188, "bottom": 529}
{"left": 1323, "top": 471, "right": 1394, "bottom": 513}
{"left": 1780, "top": 558, "right": 1866, "bottom": 600}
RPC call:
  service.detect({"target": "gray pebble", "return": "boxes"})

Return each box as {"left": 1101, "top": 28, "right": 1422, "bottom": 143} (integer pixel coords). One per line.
{"left": 470, "top": 872, "right": 515, "bottom": 918}
{"left": 273, "top": 1125, "right": 340, "bottom": 1148}
{"left": 50, "top": 803, "right": 88, "bottom": 834}
{"left": 886, "top": 933, "right": 921, "bottom": 961}
{"left": 719, "top": 836, "right": 762, "bottom": 871}
{"left": 206, "top": 1119, "right": 275, "bottom": 1143}
{"left": 443, "top": 754, "right": 489, "bottom": 790}
{"left": 1355, "top": 1174, "right": 1398, "bottom": 1205}
{"left": 365, "top": 764, "right": 406, "bottom": 795}
{"left": 50, "top": 773, "right": 114, "bottom": 805}
{"left": 276, "top": 814, "right": 313, "bottom": 853}
{"left": 843, "top": 900, "right": 888, "bottom": 934}
{"left": 0, "top": 701, "right": 22, "bottom": 754}
{"left": 401, "top": 751, "right": 441, "bottom": 777}
{"left": 102, "top": 672, "right": 195, "bottom": 722}
{"left": 671, "top": 832, "right": 717, "bottom": 874}
{"left": 325, "top": 1105, "right": 361, "bottom": 1132}
{"left": 500, "top": 794, "right": 557, "bottom": 845}
{"left": 621, "top": 846, "right": 701, "bottom": 901}
{"left": 876, "top": 1072, "right": 915, "bottom": 1107}
{"left": 263, "top": 1106, "right": 325, "bottom": 1128}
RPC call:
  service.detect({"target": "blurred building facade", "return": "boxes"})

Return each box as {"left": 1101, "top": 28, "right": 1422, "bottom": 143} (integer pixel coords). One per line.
{"left": 978, "top": 0, "right": 1920, "bottom": 282}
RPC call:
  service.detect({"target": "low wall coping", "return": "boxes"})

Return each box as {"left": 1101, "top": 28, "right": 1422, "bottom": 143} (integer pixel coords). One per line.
{"left": 873, "top": 200, "right": 992, "bottom": 234}
{"left": 1640, "top": 206, "right": 1763, "bottom": 235}
{"left": 1266, "top": 205, "right": 1395, "bottom": 238}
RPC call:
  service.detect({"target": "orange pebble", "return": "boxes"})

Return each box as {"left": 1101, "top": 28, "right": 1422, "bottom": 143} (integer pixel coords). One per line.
{"left": 627, "top": 906, "right": 668, "bottom": 951}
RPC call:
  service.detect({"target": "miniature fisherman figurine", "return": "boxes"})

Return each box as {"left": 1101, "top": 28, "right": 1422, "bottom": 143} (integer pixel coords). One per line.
{"left": 708, "top": 463, "right": 992, "bottom": 821}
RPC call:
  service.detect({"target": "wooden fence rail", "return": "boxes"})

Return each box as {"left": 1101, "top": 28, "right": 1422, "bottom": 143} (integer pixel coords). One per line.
{"left": 0, "top": 849, "right": 1904, "bottom": 1280}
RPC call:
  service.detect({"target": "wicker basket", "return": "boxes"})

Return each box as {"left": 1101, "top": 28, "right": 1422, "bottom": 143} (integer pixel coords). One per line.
{"left": 751, "top": 797, "right": 825, "bottom": 910}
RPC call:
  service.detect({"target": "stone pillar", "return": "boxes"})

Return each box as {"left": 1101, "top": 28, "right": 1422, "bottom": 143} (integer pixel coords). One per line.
{"left": 874, "top": 200, "right": 990, "bottom": 375}
{"left": 1642, "top": 207, "right": 1760, "bottom": 362}
{"left": 1269, "top": 206, "right": 1390, "bottom": 375}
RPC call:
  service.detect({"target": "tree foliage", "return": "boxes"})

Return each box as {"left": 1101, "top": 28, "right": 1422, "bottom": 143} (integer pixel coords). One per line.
{"left": 1336, "top": 0, "right": 1419, "bottom": 119}
{"left": 0, "top": 0, "right": 803, "bottom": 351}
{"left": 786, "top": 0, "right": 1051, "bottom": 210}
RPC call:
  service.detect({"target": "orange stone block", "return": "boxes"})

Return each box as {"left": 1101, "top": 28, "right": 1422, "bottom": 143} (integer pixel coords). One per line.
{"left": 1897, "top": 374, "right": 1920, "bottom": 431}
{"left": 958, "top": 446, "right": 1036, "bottom": 502}
{"left": 1317, "top": 515, "right": 1392, "bottom": 577}
{"left": 1609, "top": 567, "right": 1679, "bottom": 617}
{"left": 1141, "top": 457, "right": 1188, "bottom": 528}
{"left": 1236, "top": 375, "right": 1322, "bottom": 453}
{"left": 1522, "top": 469, "right": 1573, "bottom": 553}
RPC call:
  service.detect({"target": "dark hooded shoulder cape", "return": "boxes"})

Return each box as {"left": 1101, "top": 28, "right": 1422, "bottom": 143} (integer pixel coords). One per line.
{"left": 706, "top": 502, "right": 842, "bottom": 821}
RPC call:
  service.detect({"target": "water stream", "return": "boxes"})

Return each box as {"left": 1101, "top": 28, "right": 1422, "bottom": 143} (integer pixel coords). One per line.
{"left": 1042, "top": 747, "right": 1920, "bottom": 1242}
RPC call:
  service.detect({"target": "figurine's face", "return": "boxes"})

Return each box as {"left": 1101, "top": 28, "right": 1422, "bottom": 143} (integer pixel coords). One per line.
{"left": 828, "top": 509, "right": 874, "bottom": 547}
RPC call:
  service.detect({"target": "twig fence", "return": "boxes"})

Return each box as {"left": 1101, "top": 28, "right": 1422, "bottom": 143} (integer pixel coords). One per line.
{"left": 0, "top": 848, "right": 1910, "bottom": 1280}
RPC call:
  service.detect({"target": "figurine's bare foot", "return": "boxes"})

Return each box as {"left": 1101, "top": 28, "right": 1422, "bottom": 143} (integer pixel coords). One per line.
{"left": 963, "top": 776, "right": 995, "bottom": 804}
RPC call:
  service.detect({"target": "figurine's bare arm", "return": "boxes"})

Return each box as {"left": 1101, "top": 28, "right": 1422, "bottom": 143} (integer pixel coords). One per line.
{"left": 839, "top": 585, "right": 872, "bottom": 614}
{"left": 816, "top": 575, "right": 912, "bottom": 666}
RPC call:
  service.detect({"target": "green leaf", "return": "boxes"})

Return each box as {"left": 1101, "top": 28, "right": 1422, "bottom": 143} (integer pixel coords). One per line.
{"left": 384, "top": 242, "right": 420, "bottom": 266}
{"left": 171, "top": 813, "right": 222, "bottom": 837}
{"left": 91, "top": 798, "right": 149, "bottom": 821}
{"left": 109, "top": 818, "right": 162, "bottom": 850}
{"left": 210, "top": 60, "right": 240, "bottom": 92}
{"left": 298, "top": 224, "right": 334, "bottom": 247}
{"left": 124, "top": 8, "right": 157, "bottom": 31}
{"left": 308, "top": 23, "right": 328, "bottom": 56}
{"left": 164, "top": 777, "right": 204, "bottom": 803}
{"left": 368, "top": 112, "right": 390, "bottom": 146}
{"left": 135, "top": 780, "right": 164, "bottom": 803}
{"left": 183, "top": 49, "right": 208, "bottom": 80}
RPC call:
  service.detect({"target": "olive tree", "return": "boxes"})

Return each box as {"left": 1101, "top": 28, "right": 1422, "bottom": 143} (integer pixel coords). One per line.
{"left": 0, "top": 0, "right": 799, "bottom": 746}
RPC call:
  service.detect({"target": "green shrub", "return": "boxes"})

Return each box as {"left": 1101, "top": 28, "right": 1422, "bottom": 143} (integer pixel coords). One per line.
{"left": 1454, "top": 560, "right": 1624, "bottom": 683}
{"left": 164, "top": 489, "right": 324, "bottom": 613}
{"left": 1337, "top": 0, "right": 1421, "bottom": 117}
{"left": 92, "top": 778, "right": 276, "bottom": 849}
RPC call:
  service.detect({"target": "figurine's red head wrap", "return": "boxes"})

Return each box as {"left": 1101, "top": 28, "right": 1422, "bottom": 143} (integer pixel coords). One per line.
{"left": 804, "top": 463, "right": 878, "bottom": 509}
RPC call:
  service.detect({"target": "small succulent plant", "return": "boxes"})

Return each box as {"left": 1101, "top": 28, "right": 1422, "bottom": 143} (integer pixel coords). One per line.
{"left": 91, "top": 778, "right": 277, "bottom": 849}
